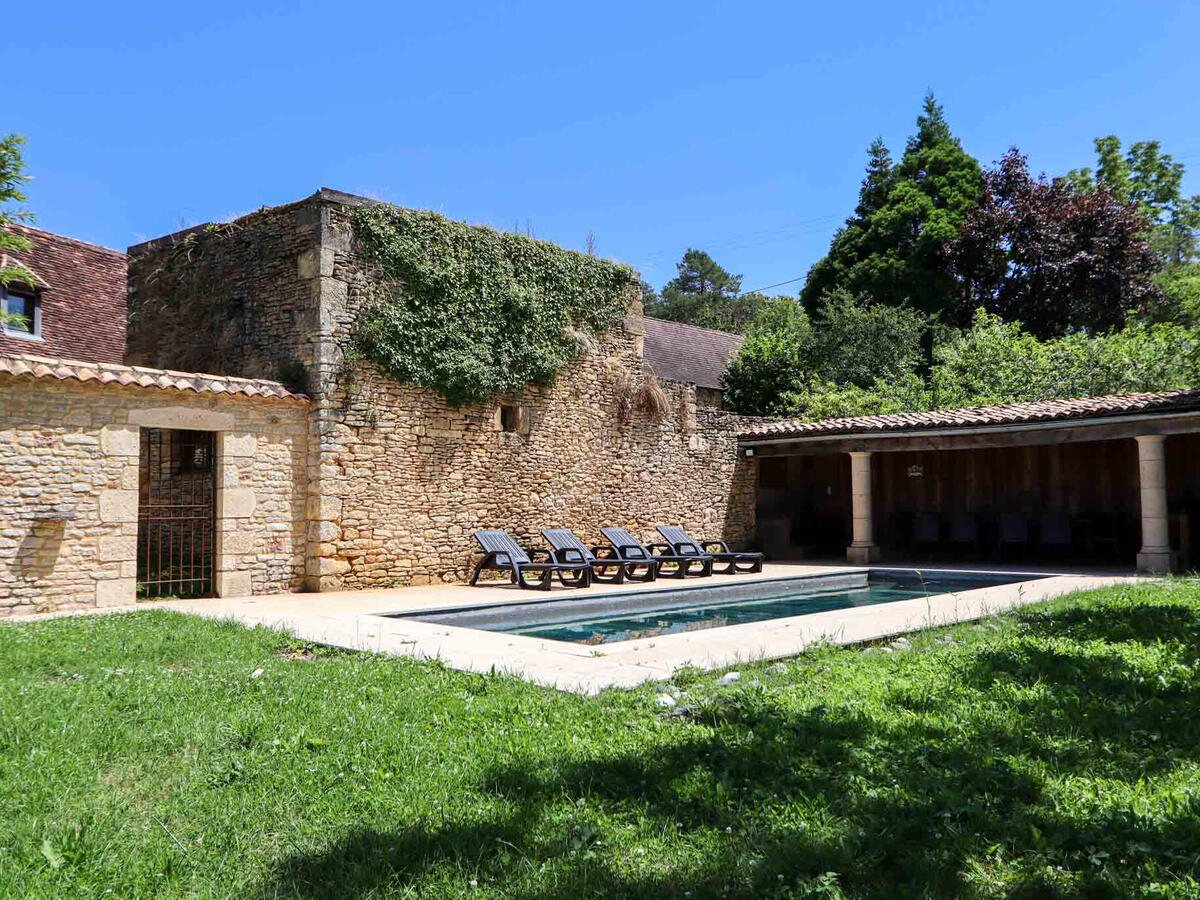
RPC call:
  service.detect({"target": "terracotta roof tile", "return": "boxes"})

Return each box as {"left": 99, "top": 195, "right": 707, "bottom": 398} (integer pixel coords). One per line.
{"left": 642, "top": 317, "right": 743, "bottom": 390}
{"left": 740, "top": 390, "right": 1200, "bottom": 440}
{"left": 1, "top": 225, "right": 127, "bottom": 364}
{"left": 0, "top": 352, "right": 307, "bottom": 402}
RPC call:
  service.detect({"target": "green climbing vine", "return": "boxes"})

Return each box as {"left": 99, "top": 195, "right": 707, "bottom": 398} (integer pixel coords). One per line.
{"left": 351, "top": 205, "right": 636, "bottom": 406}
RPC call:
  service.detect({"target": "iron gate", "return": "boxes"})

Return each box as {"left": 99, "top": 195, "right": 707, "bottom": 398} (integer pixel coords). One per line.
{"left": 137, "top": 428, "right": 216, "bottom": 598}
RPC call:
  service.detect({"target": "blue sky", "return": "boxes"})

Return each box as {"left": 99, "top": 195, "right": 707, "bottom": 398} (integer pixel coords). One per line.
{"left": 8, "top": 0, "right": 1199, "bottom": 294}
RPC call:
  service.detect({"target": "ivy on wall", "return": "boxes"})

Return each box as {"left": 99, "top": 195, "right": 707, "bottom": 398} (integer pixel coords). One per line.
{"left": 351, "top": 205, "right": 636, "bottom": 406}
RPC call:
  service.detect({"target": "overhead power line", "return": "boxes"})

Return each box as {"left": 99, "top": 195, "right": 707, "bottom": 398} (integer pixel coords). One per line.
{"left": 739, "top": 275, "right": 806, "bottom": 296}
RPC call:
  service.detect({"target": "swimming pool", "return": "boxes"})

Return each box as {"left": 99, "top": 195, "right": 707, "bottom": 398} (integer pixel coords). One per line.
{"left": 392, "top": 568, "right": 1044, "bottom": 645}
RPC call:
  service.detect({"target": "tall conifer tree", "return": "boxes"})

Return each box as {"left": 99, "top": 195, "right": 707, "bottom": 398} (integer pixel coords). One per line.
{"left": 801, "top": 94, "right": 983, "bottom": 316}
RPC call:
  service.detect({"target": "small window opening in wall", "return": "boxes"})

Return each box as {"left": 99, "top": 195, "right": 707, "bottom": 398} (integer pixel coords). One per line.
{"left": 500, "top": 404, "right": 521, "bottom": 433}
{"left": 1, "top": 285, "right": 41, "bottom": 339}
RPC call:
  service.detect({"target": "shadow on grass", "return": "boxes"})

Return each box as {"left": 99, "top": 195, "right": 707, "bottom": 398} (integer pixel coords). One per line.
{"left": 1015, "top": 596, "right": 1200, "bottom": 648}
{"left": 252, "top": 602, "right": 1200, "bottom": 899}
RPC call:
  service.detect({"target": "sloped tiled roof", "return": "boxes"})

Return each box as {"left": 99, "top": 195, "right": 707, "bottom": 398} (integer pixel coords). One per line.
{"left": 1, "top": 225, "right": 127, "bottom": 364}
{"left": 642, "top": 317, "right": 744, "bottom": 390}
{"left": 740, "top": 390, "right": 1200, "bottom": 440}
{"left": 0, "top": 352, "right": 307, "bottom": 401}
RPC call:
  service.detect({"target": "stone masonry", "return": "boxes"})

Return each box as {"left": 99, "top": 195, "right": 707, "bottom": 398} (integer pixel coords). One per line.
{"left": 125, "top": 189, "right": 758, "bottom": 592}
{"left": 0, "top": 373, "right": 308, "bottom": 615}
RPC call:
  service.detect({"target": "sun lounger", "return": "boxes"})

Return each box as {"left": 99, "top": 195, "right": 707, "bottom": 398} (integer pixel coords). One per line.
{"left": 541, "top": 528, "right": 656, "bottom": 584}
{"left": 656, "top": 524, "right": 764, "bottom": 574}
{"left": 601, "top": 526, "right": 711, "bottom": 578}
{"left": 470, "top": 529, "right": 590, "bottom": 590}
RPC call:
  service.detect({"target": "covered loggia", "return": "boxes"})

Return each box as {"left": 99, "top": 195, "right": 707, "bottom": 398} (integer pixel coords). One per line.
{"left": 742, "top": 392, "right": 1200, "bottom": 573}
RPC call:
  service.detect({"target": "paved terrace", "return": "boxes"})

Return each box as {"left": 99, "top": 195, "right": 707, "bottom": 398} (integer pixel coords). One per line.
{"left": 8, "top": 562, "right": 1137, "bottom": 693}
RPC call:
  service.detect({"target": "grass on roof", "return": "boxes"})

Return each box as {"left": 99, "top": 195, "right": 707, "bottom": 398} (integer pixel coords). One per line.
{"left": 2, "top": 582, "right": 1200, "bottom": 898}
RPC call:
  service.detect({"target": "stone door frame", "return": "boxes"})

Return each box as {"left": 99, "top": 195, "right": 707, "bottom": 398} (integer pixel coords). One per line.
{"left": 95, "top": 406, "right": 258, "bottom": 606}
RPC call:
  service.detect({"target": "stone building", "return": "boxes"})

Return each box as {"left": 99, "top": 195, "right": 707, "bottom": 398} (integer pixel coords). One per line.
{"left": 7, "top": 187, "right": 1196, "bottom": 619}
{"left": 1, "top": 225, "right": 127, "bottom": 363}
{"left": 2, "top": 190, "right": 757, "bottom": 614}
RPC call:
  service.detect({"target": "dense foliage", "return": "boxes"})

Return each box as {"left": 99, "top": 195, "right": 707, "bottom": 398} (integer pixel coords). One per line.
{"left": 1067, "top": 136, "right": 1200, "bottom": 266}
{"left": 5, "top": 583, "right": 1200, "bottom": 896}
{"left": 800, "top": 94, "right": 984, "bottom": 316}
{"left": 722, "top": 292, "right": 927, "bottom": 416}
{"left": 725, "top": 122, "right": 1200, "bottom": 419}
{"left": 725, "top": 298, "right": 1198, "bottom": 420}
{"left": 644, "top": 248, "right": 769, "bottom": 332}
{"left": 947, "top": 150, "right": 1163, "bottom": 337}
{"left": 352, "top": 205, "right": 636, "bottom": 406}
{"left": 1067, "top": 136, "right": 1200, "bottom": 331}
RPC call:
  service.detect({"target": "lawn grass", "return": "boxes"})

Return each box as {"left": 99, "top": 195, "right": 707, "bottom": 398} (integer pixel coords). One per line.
{"left": 2, "top": 582, "right": 1200, "bottom": 898}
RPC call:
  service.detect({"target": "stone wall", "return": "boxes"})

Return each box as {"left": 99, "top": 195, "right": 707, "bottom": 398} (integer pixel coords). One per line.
{"left": 303, "top": 203, "right": 757, "bottom": 588}
{"left": 310, "top": 359, "right": 756, "bottom": 587}
{"left": 125, "top": 199, "right": 324, "bottom": 389}
{"left": 118, "top": 190, "right": 758, "bottom": 592}
{"left": 0, "top": 376, "right": 308, "bottom": 615}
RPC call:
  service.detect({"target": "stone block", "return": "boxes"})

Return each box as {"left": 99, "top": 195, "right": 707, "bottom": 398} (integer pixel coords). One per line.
{"left": 306, "top": 573, "right": 343, "bottom": 592}
{"left": 98, "top": 535, "right": 137, "bottom": 562}
{"left": 306, "top": 556, "right": 351, "bottom": 576}
{"left": 95, "top": 578, "right": 136, "bottom": 608}
{"left": 307, "top": 521, "right": 340, "bottom": 542}
{"left": 217, "top": 488, "right": 256, "bottom": 519}
{"left": 129, "top": 407, "right": 236, "bottom": 431}
{"left": 1137, "top": 549, "right": 1177, "bottom": 575}
{"left": 216, "top": 570, "right": 253, "bottom": 598}
{"left": 101, "top": 425, "right": 141, "bottom": 457}
{"left": 306, "top": 495, "right": 342, "bottom": 521}
{"left": 219, "top": 431, "right": 257, "bottom": 459}
{"left": 846, "top": 544, "right": 882, "bottom": 564}
{"left": 98, "top": 490, "right": 138, "bottom": 523}
{"left": 217, "top": 530, "right": 255, "bottom": 555}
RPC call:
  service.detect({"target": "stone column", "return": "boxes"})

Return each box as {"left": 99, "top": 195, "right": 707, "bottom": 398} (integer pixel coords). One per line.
{"left": 847, "top": 450, "right": 881, "bottom": 564}
{"left": 215, "top": 431, "right": 258, "bottom": 598}
{"left": 1136, "top": 435, "right": 1176, "bottom": 574}
{"left": 95, "top": 424, "right": 141, "bottom": 607}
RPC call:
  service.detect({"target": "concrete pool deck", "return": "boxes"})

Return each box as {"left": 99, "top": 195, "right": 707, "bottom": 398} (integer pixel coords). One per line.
{"left": 7, "top": 562, "right": 1143, "bottom": 693}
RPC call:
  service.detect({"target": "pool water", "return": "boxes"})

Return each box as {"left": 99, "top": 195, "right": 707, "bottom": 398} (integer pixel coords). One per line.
{"left": 400, "top": 569, "right": 1042, "bottom": 646}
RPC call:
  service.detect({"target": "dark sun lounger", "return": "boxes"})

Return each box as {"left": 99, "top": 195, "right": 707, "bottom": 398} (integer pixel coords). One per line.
{"left": 471, "top": 530, "right": 590, "bottom": 590}
{"left": 601, "top": 526, "right": 712, "bottom": 578}
{"left": 656, "top": 524, "right": 764, "bottom": 574}
{"left": 542, "top": 528, "right": 656, "bottom": 584}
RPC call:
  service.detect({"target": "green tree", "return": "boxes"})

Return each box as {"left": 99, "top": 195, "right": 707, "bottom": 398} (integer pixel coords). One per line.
{"left": 1156, "top": 263, "right": 1200, "bottom": 326}
{"left": 646, "top": 248, "right": 767, "bottom": 332}
{"left": 1068, "top": 136, "right": 1200, "bottom": 265}
{"left": 0, "top": 134, "right": 35, "bottom": 330}
{"left": 638, "top": 278, "right": 659, "bottom": 311}
{"left": 1068, "top": 136, "right": 1200, "bottom": 327}
{"left": 931, "top": 309, "right": 1198, "bottom": 407}
{"left": 1, "top": 134, "right": 34, "bottom": 290}
{"left": 721, "top": 290, "right": 928, "bottom": 416}
{"left": 805, "top": 288, "right": 927, "bottom": 389}
{"left": 721, "top": 297, "right": 810, "bottom": 416}
{"left": 800, "top": 94, "right": 984, "bottom": 317}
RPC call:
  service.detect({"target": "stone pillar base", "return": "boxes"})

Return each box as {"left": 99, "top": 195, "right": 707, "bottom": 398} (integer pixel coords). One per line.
{"left": 216, "top": 570, "right": 253, "bottom": 598}
{"left": 847, "top": 543, "right": 882, "bottom": 564}
{"left": 1136, "top": 549, "right": 1177, "bottom": 575}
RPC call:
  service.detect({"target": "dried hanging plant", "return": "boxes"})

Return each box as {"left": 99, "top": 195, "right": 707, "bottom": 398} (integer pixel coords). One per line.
{"left": 609, "top": 363, "right": 636, "bottom": 423}
{"left": 634, "top": 375, "right": 670, "bottom": 423}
